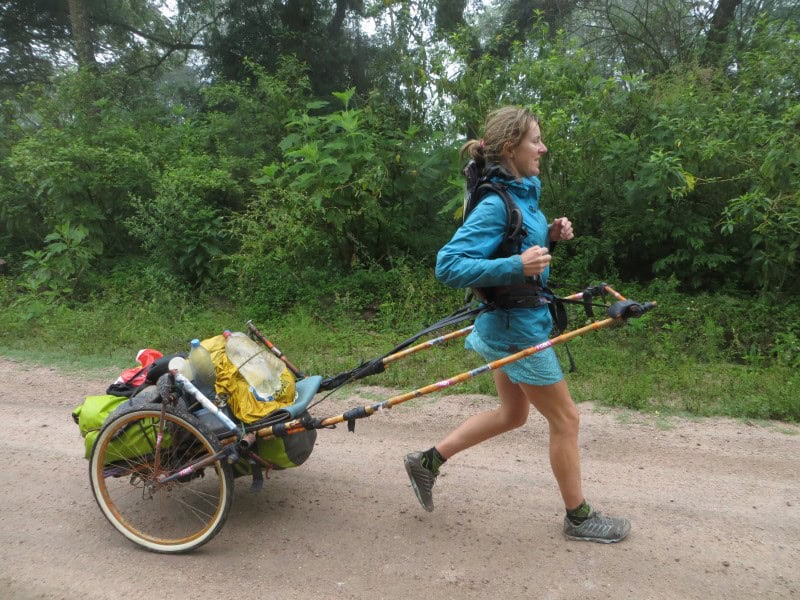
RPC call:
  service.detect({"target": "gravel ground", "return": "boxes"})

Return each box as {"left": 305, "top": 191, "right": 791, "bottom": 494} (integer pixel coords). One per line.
{"left": 0, "top": 357, "right": 798, "bottom": 600}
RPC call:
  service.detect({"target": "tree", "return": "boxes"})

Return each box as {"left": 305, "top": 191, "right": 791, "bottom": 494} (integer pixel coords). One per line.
{"left": 67, "top": 0, "right": 98, "bottom": 71}
{"left": 199, "top": 0, "right": 370, "bottom": 97}
{"left": 702, "top": 0, "right": 744, "bottom": 65}
{"left": 0, "top": 0, "right": 73, "bottom": 91}
{"left": 0, "top": 0, "right": 209, "bottom": 92}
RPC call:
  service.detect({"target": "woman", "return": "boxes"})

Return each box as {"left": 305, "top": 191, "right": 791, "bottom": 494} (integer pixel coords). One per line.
{"left": 404, "top": 106, "right": 630, "bottom": 543}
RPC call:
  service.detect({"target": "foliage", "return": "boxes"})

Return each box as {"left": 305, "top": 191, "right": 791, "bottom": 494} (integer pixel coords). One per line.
{"left": 230, "top": 87, "right": 454, "bottom": 301}
{"left": 125, "top": 154, "right": 233, "bottom": 285}
{"left": 19, "top": 222, "right": 102, "bottom": 299}
{"left": 4, "top": 1, "right": 799, "bottom": 297}
{"left": 1, "top": 0, "right": 800, "bottom": 424}
{"left": 720, "top": 24, "right": 800, "bottom": 293}
{"left": 199, "top": 58, "right": 313, "bottom": 175}
{"left": 0, "top": 0, "right": 76, "bottom": 92}
{"left": 0, "top": 0, "right": 200, "bottom": 94}
{"left": 0, "top": 70, "right": 163, "bottom": 261}
{"left": 199, "top": 0, "right": 371, "bottom": 97}
{"left": 128, "top": 59, "right": 313, "bottom": 287}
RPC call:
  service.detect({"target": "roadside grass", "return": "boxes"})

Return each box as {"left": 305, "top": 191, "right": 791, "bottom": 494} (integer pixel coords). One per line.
{"left": 0, "top": 290, "right": 797, "bottom": 423}
{"left": 565, "top": 329, "right": 798, "bottom": 422}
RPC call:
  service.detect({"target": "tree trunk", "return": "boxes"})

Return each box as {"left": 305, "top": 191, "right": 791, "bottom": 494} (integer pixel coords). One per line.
{"left": 701, "top": 0, "right": 743, "bottom": 65}
{"left": 67, "top": 0, "right": 98, "bottom": 71}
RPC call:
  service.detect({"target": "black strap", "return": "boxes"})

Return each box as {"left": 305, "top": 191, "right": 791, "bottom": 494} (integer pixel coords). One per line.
{"left": 488, "top": 281, "right": 553, "bottom": 310}
{"left": 549, "top": 297, "right": 569, "bottom": 334}
{"left": 561, "top": 341, "right": 577, "bottom": 373}
{"left": 249, "top": 452, "right": 265, "bottom": 492}
{"left": 319, "top": 303, "right": 490, "bottom": 391}
{"left": 547, "top": 296, "right": 576, "bottom": 372}
{"left": 474, "top": 181, "right": 527, "bottom": 258}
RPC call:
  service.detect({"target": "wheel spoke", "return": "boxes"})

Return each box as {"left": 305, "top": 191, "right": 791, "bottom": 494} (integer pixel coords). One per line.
{"left": 89, "top": 405, "right": 233, "bottom": 553}
{"left": 172, "top": 494, "right": 218, "bottom": 524}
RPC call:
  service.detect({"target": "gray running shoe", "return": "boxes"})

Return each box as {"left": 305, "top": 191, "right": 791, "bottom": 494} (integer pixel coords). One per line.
{"left": 404, "top": 451, "right": 438, "bottom": 512}
{"left": 563, "top": 510, "right": 631, "bottom": 543}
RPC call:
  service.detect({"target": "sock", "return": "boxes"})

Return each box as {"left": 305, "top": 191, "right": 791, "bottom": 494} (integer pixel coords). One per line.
{"left": 421, "top": 447, "right": 446, "bottom": 473}
{"left": 566, "top": 500, "right": 593, "bottom": 525}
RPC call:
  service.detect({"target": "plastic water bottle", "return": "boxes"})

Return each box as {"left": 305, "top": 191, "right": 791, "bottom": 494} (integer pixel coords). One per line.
{"left": 224, "top": 330, "right": 283, "bottom": 401}
{"left": 188, "top": 338, "right": 216, "bottom": 389}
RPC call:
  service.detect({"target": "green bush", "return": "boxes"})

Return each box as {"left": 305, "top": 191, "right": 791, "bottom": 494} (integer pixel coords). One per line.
{"left": 238, "top": 89, "right": 454, "bottom": 274}
{"left": 0, "top": 270, "right": 797, "bottom": 422}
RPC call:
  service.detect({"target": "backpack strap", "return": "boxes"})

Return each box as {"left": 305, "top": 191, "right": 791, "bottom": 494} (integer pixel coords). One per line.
{"left": 462, "top": 160, "right": 530, "bottom": 305}
{"left": 467, "top": 179, "right": 528, "bottom": 305}
{"left": 473, "top": 181, "right": 527, "bottom": 258}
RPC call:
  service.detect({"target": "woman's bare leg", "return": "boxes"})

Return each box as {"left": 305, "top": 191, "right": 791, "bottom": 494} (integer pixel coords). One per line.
{"left": 521, "top": 379, "right": 583, "bottom": 509}
{"left": 435, "top": 369, "right": 531, "bottom": 459}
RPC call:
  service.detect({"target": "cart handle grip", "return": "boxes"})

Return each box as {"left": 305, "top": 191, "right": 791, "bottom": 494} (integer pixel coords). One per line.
{"left": 607, "top": 300, "right": 657, "bottom": 320}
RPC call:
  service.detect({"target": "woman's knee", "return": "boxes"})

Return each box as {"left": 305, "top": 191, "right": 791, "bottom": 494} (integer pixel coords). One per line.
{"left": 498, "top": 404, "right": 529, "bottom": 430}
{"left": 559, "top": 403, "right": 580, "bottom": 435}
{"left": 494, "top": 372, "right": 530, "bottom": 430}
{"left": 524, "top": 382, "right": 580, "bottom": 435}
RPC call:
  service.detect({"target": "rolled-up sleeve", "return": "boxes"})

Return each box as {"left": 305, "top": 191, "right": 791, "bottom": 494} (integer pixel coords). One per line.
{"left": 435, "top": 195, "right": 525, "bottom": 289}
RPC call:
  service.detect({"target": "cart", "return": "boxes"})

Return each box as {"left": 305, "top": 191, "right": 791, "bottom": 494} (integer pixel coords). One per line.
{"left": 87, "top": 284, "right": 655, "bottom": 553}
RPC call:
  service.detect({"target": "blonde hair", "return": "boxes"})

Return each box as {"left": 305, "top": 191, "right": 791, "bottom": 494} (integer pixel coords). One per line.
{"left": 460, "top": 106, "right": 540, "bottom": 169}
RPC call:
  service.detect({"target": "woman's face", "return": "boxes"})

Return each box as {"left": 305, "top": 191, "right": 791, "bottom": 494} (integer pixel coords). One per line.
{"left": 503, "top": 121, "right": 548, "bottom": 179}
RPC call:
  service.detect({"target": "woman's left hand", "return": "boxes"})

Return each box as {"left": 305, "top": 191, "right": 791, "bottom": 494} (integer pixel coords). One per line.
{"left": 548, "top": 217, "right": 574, "bottom": 242}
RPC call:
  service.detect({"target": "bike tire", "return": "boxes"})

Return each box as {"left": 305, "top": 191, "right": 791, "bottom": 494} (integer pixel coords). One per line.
{"left": 89, "top": 403, "right": 234, "bottom": 553}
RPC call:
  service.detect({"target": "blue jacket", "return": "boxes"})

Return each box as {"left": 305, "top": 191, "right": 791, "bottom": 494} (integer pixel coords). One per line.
{"left": 435, "top": 176, "right": 553, "bottom": 350}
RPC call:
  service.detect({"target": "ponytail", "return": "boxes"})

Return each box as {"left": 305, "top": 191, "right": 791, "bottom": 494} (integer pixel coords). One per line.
{"left": 460, "top": 106, "right": 539, "bottom": 170}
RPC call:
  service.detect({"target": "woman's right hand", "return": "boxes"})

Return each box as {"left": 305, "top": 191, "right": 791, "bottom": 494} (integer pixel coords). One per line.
{"left": 520, "top": 245, "right": 552, "bottom": 276}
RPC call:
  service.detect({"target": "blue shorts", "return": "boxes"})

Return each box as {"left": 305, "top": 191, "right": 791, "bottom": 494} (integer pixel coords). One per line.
{"left": 465, "top": 329, "right": 564, "bottom": 386}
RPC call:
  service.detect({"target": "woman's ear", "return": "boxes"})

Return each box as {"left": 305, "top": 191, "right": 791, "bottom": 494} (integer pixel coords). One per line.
{"left": 501, "top": 142, "right": 520, "bottom": 178}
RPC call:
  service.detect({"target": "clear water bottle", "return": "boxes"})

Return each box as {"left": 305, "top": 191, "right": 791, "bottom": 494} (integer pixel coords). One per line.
{"left": 224, "top": 330, "right": 283, "bottom": 401}
{"left": 188, "top": 338, "right": 216, "bottom": 389}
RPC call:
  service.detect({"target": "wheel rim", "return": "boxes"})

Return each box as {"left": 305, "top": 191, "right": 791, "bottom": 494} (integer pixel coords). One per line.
{"left": 90, "top": 408, "right": 230, "bottom": 552}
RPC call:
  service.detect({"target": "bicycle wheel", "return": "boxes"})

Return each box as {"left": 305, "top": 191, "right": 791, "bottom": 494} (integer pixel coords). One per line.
{"left": 89, "top": 403, "right": 234, "bottom": 553}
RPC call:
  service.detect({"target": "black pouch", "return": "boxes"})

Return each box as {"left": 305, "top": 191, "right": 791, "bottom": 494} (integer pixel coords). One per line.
{"left": 144, "top": 352, "right": 187, "bottom": 384}
{"left": 106, "top": 352, "right": 187, "bottom": 397}
{"left": 106, "top": 366, "right": 147, "bottom": 398}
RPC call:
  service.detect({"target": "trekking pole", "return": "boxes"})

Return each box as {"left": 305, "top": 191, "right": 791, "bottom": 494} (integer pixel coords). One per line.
{"left": 381, "top": 325, "right": 474, "bottom": 365}
{"left": 379, "top": 289, "right": 599, "bottom": 367}
{"left": 253, "top": 299, "right": 655, "bottom": 442}
{"left": 321, "top": 287, "right": 621, "bottom": 391}
{"left": 595, "top": 284, "right": 626, "bottom": 301}
{"left": 247, "top": 320, "right": 305, "bottom": 378}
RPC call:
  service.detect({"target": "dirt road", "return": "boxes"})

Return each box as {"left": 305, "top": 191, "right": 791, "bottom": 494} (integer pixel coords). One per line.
{"left": 0, "top": 357, "right": 797, "bottom": 599}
